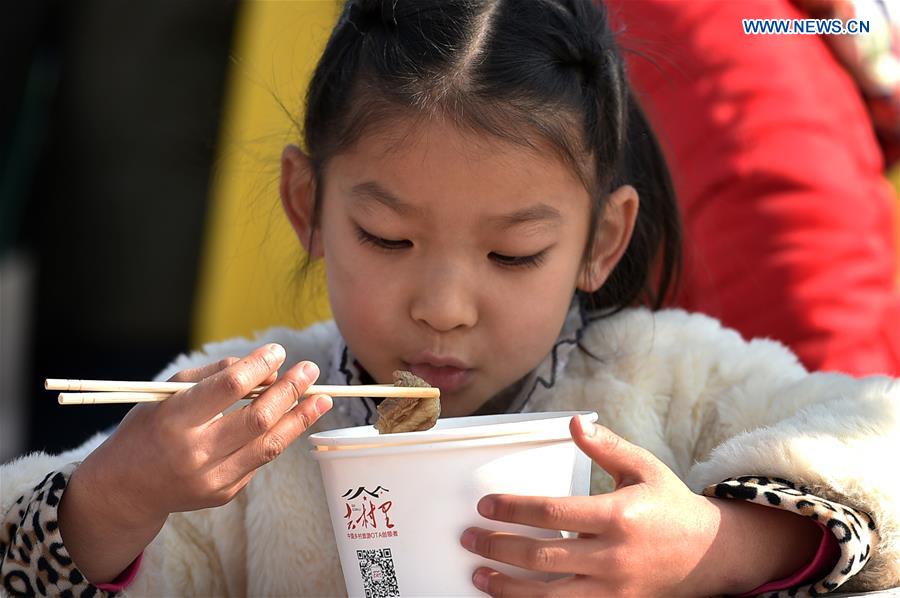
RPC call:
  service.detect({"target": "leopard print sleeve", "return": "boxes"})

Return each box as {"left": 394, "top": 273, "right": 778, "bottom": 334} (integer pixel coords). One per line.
{"left": 1, "top": 463, "right": 116, "bottom": 597}
{"left": 703, "top": 476, "right": 879, "bottom": 597}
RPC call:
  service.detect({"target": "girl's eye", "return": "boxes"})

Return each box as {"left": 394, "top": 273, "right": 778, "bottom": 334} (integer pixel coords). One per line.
{"left": 489, "top": 250, "right": 548, "bottom": 269}
{"left": 356, "top": 226, "right": 412, "bottom": 250}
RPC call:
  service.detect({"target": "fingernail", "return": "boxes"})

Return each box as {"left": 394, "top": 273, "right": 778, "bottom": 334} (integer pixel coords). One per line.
{"left": 473, "top": 569, "right": 489, "bottom": 590}
{"left": 578, "top": 414, "right": 596, "bottom": 437}
{"left": 268, "top": 344, "right": 285, "bottom": 359}
{"left": 315, "top": 395, "right": 332, "bottom": 415}
{"left": 460, "top": 529, "right": 477, "bottom": 551}
{"left": 477, "top": 496, "right": 495, "bottom": 518}
{"left": 301, "top": 361, "right": 319, "bottom": 381}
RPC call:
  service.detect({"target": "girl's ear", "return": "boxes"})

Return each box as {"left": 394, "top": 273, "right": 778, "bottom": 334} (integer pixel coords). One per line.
{"left": 577, "top": 184, "right": 639, "bottom": 293}
{"left": 280, "top": 144, "right": 324, "bottom": 259}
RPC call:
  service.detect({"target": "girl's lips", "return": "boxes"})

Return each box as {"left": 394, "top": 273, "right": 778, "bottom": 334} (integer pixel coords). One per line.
{"left": 405, "top": 363, "right": 472, "bottom": 394}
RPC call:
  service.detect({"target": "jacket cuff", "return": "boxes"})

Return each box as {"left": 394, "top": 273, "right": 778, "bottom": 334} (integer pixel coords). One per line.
{"left": 1, "top": 462, "right": 137, "bottom": 596}
{"left": 703, "top": 476, "right": 879, "bottom": 596}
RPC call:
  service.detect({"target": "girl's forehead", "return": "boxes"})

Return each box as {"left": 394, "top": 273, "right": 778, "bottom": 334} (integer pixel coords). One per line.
{"left": 327, "top": 117, "right": 590, "bottom": 211}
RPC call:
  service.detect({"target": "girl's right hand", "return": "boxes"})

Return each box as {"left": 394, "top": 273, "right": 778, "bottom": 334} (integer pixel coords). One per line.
{"left": 104, "top": 343, "right": 331, "bottom": 517}
{"left": 59, "top": 344, "right": 332, "bottom": 583}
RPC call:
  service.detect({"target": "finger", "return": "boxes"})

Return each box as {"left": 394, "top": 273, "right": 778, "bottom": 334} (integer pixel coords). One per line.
{"left": 167, "top": 358, "right": 280, "bottom": 398}
{"left": 202, "top": 360, "right": 320, "bottom": 456}
{"left": 168, "top": 356, "right": 278, "bottom": 426}
{"left": 471, "top": 567, "right": 597, "bottom": 598}
{"left": 165, "top": 358, "right": 247, "bottom": 426}
{"left": 460, "top": 527, "right": 599, "bottom": 575}
{"left": 476, "top": 494, "right": 614, "bottom": 535}
{"left": 569, "top": 416, "right": 662, "bottom": 488}
{"left": 167, "top": 357, "right": 239, "bottom": 383}
{"left": 219, "top": 391, "right": 332, "bottom": 475}
{"left": 175, "top": 344, "right": 287, "bottom": 424}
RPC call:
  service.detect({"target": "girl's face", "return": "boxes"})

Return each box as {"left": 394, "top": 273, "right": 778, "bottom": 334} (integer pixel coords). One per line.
{"left": 282, "top": 118, "right": 635, "bottom": 416}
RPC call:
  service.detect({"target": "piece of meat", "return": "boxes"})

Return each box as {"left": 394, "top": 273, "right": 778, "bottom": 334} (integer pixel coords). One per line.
{"left": 374, "top": 370, "right": 441, "bottom": 434}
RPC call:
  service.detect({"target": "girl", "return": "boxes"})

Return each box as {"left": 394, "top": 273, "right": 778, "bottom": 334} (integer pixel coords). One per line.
{"left": 2, "top": 0, "right": 898, "bottom": 596}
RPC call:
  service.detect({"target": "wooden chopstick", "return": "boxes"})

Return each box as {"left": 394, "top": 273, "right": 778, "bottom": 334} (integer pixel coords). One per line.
{"left": 47, "top": 378, "right": 439, "bottom": 405}
{"left": 58, "top": 392, "right": 195, "bottom": 405}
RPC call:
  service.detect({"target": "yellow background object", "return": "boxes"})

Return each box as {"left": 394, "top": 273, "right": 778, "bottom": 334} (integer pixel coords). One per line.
{"left": 192, "top": 1, "right": 341, "bottom": 347}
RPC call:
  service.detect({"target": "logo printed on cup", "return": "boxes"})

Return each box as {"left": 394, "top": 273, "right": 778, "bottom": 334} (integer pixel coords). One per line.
{"left": 342, "top": 485, "right": 399, "bottom": 538}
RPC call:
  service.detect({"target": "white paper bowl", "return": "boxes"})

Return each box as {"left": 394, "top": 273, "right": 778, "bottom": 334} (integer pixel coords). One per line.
{"left": 310, "top": 411, "right": 597, "bottom": 597}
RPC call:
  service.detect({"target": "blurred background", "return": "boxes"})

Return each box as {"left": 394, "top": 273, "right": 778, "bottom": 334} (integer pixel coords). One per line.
{"left": 1, "top": 1, "right": 339, "bottom": 460}
{"left": 1, "top": 0, "right": 898, "bottom": 462}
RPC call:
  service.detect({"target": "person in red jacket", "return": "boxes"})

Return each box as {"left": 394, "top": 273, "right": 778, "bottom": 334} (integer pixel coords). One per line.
{"left": 606, "top": 0, "right": 900, "bottom": 376}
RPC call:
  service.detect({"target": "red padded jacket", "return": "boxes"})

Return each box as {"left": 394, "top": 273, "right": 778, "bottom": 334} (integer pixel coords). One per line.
{"left": 606, "top": 0, "right": 900, "bottom": 376}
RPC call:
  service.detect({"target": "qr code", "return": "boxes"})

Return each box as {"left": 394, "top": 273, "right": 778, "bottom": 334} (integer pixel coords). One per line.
{"left": 357, "top": 548, "right": 400, "bottom": 598}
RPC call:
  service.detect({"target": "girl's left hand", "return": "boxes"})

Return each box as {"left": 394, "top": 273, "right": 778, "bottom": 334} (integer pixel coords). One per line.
{"left": 459, "top": 416, "right": 731, "bottom": 597}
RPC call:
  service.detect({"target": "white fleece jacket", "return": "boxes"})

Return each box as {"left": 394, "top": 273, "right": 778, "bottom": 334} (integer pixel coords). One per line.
{"left": 2, "top": 308, "right": 898, "bottom": 596}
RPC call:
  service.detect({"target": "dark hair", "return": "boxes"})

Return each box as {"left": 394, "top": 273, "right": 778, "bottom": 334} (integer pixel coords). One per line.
{"left": 303, "top": 0, "right": 680, "bottom": 312}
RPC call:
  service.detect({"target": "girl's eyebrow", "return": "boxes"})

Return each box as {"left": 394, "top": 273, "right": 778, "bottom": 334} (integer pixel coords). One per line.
{"left": 489, "top": 204, "right": 562, "bottom": 230}
{"left": 350, "top": 181, "right": 423, "bottom": 217}
{"left": 350, "top": 181, "right": 560, "bottom": 229}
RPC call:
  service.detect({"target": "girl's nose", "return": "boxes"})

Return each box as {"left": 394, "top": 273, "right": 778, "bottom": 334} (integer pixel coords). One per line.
{"left": 409, "top": 264, "right": 478, "bottom": 333}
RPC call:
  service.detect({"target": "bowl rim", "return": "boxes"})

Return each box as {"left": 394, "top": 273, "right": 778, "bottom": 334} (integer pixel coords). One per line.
{"left": 308, "top": 410, "right": 597, "bottom": 452}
